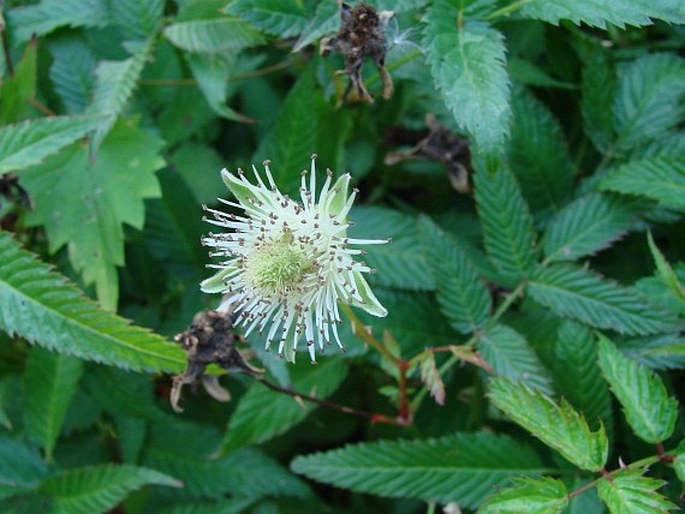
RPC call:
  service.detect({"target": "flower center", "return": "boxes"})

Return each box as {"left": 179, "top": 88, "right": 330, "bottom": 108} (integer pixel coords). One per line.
{"left": 244, "top": 233, "right": 308, "bottom": 295}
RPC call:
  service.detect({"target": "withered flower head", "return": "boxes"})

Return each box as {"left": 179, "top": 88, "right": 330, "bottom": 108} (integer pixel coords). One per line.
{"left": 320, "top": 1, "right": 394, "bottom": 103}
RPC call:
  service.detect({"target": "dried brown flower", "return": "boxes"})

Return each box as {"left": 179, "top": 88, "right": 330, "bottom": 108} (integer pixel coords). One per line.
{"left": 170, "top": 310, "right": 263, "bottom": 413}
{"left": 320, "top": 1, "right": 394, "bottom": 103}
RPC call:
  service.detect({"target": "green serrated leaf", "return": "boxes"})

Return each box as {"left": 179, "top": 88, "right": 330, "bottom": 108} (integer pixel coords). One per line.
{"left": 164, "top": 17, "right": 265, "bottom": 53}
{"left": 0, "top": 41, "right": 36, "bottom": 124}
{"left": 596, "top": 470, "right": 676, "bottom": 514}
{"left": 293, "top": 1, "right": 338, "bottom": 52}
{"left": 23, "top": 347, "right": 83, "bottom": 460}
{"left": 647, "top": 232, "right": 685, "bottom": 306}
{"left": 143, "top": 418, "right": 310, "bottom": 499}
{"left": 619, "top": 333, "right": 685, "bottom": 370}
{"left": 597, "top": 335, "right": 677, "bottom": 444}
{"left": 110, "top": 0, "right": 164, "bottom": 41}
{"left": 423, "top": 2, "right": 511, "bottom": 152}
{"left": 218, "top": 358, "right": 348, "bottom": 454}
{"left": 144, "top": 167, "right": 207, "bottom": 280}
{"left": 599, "top": 157, "right": 685, "bottom": 211}
{"left": 519, "top": 1, "right": 685, "bottom": 28}
{"left": 48, "top": 39, "right": 97, "bottom": 114}
{"left": 478, "top": 476, "right": 569, "bottom": 514}
{"left": 39, "top": 464, "right": 181, "bottom": 514}
{"left": 8, "top": 0, "right": 109, "bottom": 42}
{"left": 0, "top": 116, "right": 103, "bottom": 174}
{"left": 186, "top": 52, "right": 252, "bottom": 122}
{"left": 350, "top": 208, "right": 434, "bottom": 291}
{"left": 418, "top": 216, "right": 491, "bottom": 333}
{"left": 509, "top": 86, "right": 572, "bottom": 216}
{"left": 613, "top": 53, "right": 685, "bottom": 152}
{"left": 527, "top": 264, "right": 679, "bottom": 336}
{"left": 292, "top": 432, "right": 546, "bottom": 507}
{"left": 0, "top": 231, "right": 185, "bottom": 373}
{"left": 20, "top": 117, "right": 164, "bottom": 309}
{"left": 634, "top": 262, "right": 685, "bottom": 317}
{"left": 542, "top": 193, "right": 642, "bottom": 263}
{"left": 554, "top": 321, "right": 612, "bottom": 433}
{"left": 224, "top": 0, "right": 308, "bottom": 37}
{"left": 474, "top": 159, "right": 538, "bottom": 287}
{"left": 86, "top": 40, "right": 153, "bottom": 151}
{"left": 489, "top": 378, "right": 608, "bottom": 472}
{"left": 575, "top": 35, "right": 616, "bottom": 153}
{"left": 253, "top": 63, "right": 323, "bottom": 196}
{"left": 477, "top": 324, "right": 552, "bottom": 394}
{"left": 0, "top": 436, "right": 48, "bottom": 500}
{"left": 675, "top": 439, "right": 685, "bottom": 484}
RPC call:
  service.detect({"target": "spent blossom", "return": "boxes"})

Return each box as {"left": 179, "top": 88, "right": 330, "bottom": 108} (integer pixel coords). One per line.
{"left": 200, "top": 156, "right": 388, "bottom": 362}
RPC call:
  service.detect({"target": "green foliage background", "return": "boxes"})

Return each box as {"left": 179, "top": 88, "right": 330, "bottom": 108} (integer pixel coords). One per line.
{"left": 1, "top": 0, "right": 685, "bottom": 513}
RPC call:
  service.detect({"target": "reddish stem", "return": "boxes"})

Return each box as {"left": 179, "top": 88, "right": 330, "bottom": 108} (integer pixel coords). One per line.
{"left": 257, "top": 377, "right": 404, "bottom": 426}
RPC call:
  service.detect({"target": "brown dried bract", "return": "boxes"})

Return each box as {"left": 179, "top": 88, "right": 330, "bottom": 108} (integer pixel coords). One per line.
{"left": 170, "top": 310, "right": 263, "bottom": 413}
{"left": 320, "top": 1, "right": 394, "bottom": 103}
{"left": 385, "top": 114, "right": 472, "bottom": 193}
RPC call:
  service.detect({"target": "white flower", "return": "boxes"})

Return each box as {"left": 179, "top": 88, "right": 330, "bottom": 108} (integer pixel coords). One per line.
{"left": 200, "top": 156, "right": 389, "bottom": 362}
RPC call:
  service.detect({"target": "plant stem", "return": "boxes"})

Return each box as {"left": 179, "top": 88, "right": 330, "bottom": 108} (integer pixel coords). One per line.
{"left": 409, "top": 281, "right": 526, "bottom": 413}
{"left": 484, "top": 0, "right": 534, "bottom": 21}
{"left": 257, "top": 376, "right": 402, "bottom": 426}
{"left": 339, "top": 303, "right": 411, "bottom": 425}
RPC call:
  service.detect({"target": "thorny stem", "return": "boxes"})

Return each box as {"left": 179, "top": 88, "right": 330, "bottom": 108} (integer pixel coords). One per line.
{"left": 339, "top": 303, "right": 411, "bottom": 425}
{"left": 256, "top": 376, "right": 403, "bottom": 426}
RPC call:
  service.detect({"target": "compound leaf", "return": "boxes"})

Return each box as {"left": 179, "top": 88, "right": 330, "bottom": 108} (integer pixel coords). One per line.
{"left": 613, "top": 53, "right": 685, "bottom": 152}
{"left": 8, "top": 0, "right": 108, "bottom": 43}
{"left": 87, "top": 40, "right": 154, "bottom": 151}
{"left": 418, "top": 216, "right": 490, "bottom": 333}
{"left": 291, "top": 432, "right": 546, "bottom": 508}
{"left": 509, "top": 86, "right": 572, "bottom": 216}
{"left": 423, "top": 1, "right": 510, "bottom": 152}
{"left": 597, "top": 335, "right": 677, "bottom": 444}
{"left": 474, "top": 160, "right": 538, "bottom": 287}
{"left": 164, "top": 18, "right": 265, "bottom": 53}
{"left": 542, "top": 193, "right": 642, "bottom": 263}
{"left": 599, "top": 157, "right": 685, "bottom": 211}
{"left": 48, "top": 39, "right": 97, "bottom": 114}
{"left": 0, "top": 231, "right": 185, "bottom": 373}
{"left": 23, "top": 347, "right": 84, "bottom": 460}
{"left": 477, "top": 324, "right": 551, "bottom": 394}
{"left": 519, "top": 1, "right": 685, "bottom": 28}
{"left": 20, "top": 118, "right": 164, "bottom": 309}
{"left": 527, "top": 264, "right": 678, "bottom": 336}
{"left": 0, "top": 436, "right": 48, "bottom": 500}
{"left": 553, "top": 321, "right": 612, "bottom": 432}
{"left": 39, "top": 464, "right": 180, "bottom": 514}
{"left": 596, "top": 470, "right": 676, "bottom": 514}
{"left": 0, "top": 116, "right": 103, "bottom": 174}
{"left": 489, "top": 377, "right": 608, "bottom": 472}
{"left": 478, "top": 476, "right": 569, "bottom": 514}
{"left": 224, "top": 0, "right": 308, "bottom": 37}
